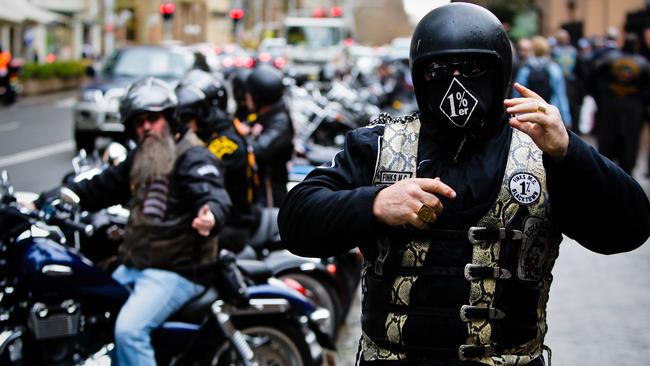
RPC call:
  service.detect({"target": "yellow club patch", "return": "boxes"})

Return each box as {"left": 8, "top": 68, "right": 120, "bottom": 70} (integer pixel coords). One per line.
{"left": 208, "top": 136, "right": 238, "bottom": 159}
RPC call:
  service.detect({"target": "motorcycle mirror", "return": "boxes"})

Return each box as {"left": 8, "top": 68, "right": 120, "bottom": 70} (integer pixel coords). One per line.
{"left": 59, "top": 187, "right": 81, "bottom": 207}
{"left": 0, "top": 170, "right": 15, "bottom": 202}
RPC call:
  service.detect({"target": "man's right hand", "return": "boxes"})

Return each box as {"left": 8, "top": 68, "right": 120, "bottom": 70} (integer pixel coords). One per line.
{"left": 372, "top": 178, "right": 456, "bottom": 229}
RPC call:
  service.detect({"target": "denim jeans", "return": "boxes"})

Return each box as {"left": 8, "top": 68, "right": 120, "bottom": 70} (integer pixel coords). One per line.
{"left": 111, "top": 265, "right": 205, "bottom": 366}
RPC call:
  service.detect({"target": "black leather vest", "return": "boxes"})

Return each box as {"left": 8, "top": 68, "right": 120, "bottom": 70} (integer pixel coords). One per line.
{"left": 361, "top": 117, "right": 561, "bottom": 365}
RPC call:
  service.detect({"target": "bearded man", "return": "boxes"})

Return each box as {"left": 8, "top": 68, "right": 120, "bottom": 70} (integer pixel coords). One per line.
{"left": 60, "top": 77, "right": 231, "bottom": 366}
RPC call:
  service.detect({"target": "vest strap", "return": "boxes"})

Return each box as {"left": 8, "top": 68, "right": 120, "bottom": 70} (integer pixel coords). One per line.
{"left": 386, "top": 304, "right": 458, "bottom": 318}
{"left": 460, "top": 305, "right": 506, "bottom": 322}
{"left": 397, "top": 266, "right": 463, "bottom": 276}
{"left": 393, "top": 227, "right": 524, "bottom": 244}
{"left": 464, "top": 263, "right": 512, "bottom": 281}
{"left": 458, "top": 344, "right": 498, "bottom": 361}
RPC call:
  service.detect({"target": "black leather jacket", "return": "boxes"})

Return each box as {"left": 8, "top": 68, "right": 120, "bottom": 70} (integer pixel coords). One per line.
{"left": 67, "top": 131, "right": 231, "bottom": 282}
{"left": 252, "top": 101, "right": 294, "bottom": 207}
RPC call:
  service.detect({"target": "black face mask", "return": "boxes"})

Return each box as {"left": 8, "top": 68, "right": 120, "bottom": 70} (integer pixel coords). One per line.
{"left": 424, "top": 75, "right": 496, "bottom": 133}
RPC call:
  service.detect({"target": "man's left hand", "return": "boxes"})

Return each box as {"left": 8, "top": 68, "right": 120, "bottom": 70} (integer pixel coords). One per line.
{"left": 504, "top": 83, "right": 569, "bottom": 160}
{"left": 192, "top": 204, "right": 215, "bottom": 237}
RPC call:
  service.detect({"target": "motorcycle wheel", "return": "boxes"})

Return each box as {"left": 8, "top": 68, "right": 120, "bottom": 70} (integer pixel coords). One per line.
{"left": 278, "top": 272, "right": 340, "bottom": 339}
{"left": 210, "top": 318, "right": 319, "bottom": 366}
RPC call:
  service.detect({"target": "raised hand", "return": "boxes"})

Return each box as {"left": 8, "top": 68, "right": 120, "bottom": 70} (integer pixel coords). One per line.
{"left": 504, "top": 82, "right": 569, "bottom": 160}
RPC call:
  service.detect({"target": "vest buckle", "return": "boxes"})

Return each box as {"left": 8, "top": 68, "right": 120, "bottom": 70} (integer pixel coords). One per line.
{"left": 467, "top": 226, "right": 486, "bottom": 244}
{"left": 460, "top": 305, "right": 506, "bottom": 322}
{"left": 458, "top": 344, "right": 496, "bottom": 361}
{"left": 468, "top": 226, "right": 524, "bottom": 244}
{"left": 464, "top": 264, "right": 512, "bottom": 281}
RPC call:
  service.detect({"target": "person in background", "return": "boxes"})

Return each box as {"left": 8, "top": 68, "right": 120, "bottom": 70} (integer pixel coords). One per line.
{"left": 241, "top": 65, "right": 294, "bottom": 208}
{"left": 552, "top": 29, "right": 581, "bottom": 130}
{"left": 47, "top": 77, "right": 231, "bottom": 366}
{"left": 590, "top": 33, "right": 650, "bottom": 174}
{"left": 514, "top": 35, "right": 572, "bottom": 129}
{"left": 176, "top": 69, "right": 259, "bottom": 253}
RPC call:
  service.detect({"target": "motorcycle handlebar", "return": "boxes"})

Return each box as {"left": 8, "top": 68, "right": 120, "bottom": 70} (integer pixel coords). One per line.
{"left": 58, "top": 218, "right": 94, "bottom": 237}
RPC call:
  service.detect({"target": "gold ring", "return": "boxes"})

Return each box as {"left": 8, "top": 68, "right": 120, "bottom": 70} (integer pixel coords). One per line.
{"left": 537, "top": 103, "right": 547, "bottom": 113}
{"left": 416, "top": 203, "right": 437, "bottom": 224}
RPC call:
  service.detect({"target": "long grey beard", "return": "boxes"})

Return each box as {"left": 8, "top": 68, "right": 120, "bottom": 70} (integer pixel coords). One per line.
{"left": 131, "top": 128, "right": 176, "bottom": 184}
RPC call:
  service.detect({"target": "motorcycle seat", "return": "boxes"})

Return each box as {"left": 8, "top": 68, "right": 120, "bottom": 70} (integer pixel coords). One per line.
{"left": 236, "top": 259, "right": 273, "bottom": 283}
{"left": 168, "top": 287, "right": 219, "bottom": 324}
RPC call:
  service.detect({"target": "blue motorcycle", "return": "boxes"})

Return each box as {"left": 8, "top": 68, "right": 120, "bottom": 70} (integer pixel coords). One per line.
{"left": 0, "top": 171, "right": 332, "bottom": 365}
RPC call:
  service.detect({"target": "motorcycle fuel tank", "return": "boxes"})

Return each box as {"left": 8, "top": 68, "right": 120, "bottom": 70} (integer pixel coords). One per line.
{"left": 10, "top": 236, "right": 128, "bottom": 306}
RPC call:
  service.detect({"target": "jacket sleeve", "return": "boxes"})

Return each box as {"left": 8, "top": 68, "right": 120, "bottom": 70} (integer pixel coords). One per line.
{"left": 251, "top": 114, "right": 293, "bottom": 165}
{"left": 278, "top": 126, "right": 384, "bottom": 258}
{"left": 176, "top": 147, "right": 232, "bottom": 233}
{"left": 544, "top": 131, "right": 650, "bottom": 254}
{"left": 65, "top": 155, "right": 133, "bottom": 212}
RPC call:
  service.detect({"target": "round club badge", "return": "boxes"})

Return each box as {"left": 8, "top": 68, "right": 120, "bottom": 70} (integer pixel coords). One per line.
{"left": 509, "top": 172, "right": 541, "bottom": 205}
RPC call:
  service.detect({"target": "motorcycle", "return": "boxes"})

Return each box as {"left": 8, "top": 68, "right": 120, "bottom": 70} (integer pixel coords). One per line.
{"left": 59, "top": 145, "right": 360, "bottom": 341}
{"left": 0, "top": 170, "right": 332, "bottom": 365}
{"left": 0, "top": 59, "right": 23, "bottom": 106}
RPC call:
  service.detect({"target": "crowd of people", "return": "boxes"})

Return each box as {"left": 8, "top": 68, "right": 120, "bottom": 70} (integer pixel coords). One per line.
{"left": 513, "top": 27, "right": 650, "bottom": 175}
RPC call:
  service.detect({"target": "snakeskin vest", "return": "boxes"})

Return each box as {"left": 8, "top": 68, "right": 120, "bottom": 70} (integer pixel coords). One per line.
{"left": 360, "top": 115, "right": 562, "bottom": 365}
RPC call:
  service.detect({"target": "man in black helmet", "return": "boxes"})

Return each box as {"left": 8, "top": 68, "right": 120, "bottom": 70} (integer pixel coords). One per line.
{"left": 242, "top": 64, "right": 294, "bottom": 208}
{"left": 56, "top": 77, "right": 231, "bottom": 366}
{"left": 176, "top": 69, "right": 259, "bottom": 253}
{"left": 278, "top": 4, "right": 650, "bottom": 366}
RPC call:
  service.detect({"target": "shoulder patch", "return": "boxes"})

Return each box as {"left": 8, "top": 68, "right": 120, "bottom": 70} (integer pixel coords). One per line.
{"left": 208, "top": 136, "right": 239, "bottom": 159}
{"left": 197, "top": 164, "right": 220, "bottom": 177}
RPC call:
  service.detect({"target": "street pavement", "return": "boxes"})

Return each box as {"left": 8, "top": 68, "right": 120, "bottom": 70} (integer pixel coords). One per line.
{"left": 1, "top": 92, "right": 650, "bottom": 366}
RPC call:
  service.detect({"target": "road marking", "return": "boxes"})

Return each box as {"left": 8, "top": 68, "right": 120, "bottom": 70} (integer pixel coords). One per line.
{"left": 0, "top": 121, "right": 21, "bottom": 132}
{"left": 0, "top": 140, "right": 74, "bottom": 168}
{"left": 53, "top": 97, "right": 76, "bottom": 108}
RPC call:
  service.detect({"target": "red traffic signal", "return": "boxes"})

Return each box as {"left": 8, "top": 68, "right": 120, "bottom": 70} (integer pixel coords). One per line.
{"left": 160, "top": 3, "right": 175, "bottom": 15}
{"left": 330, "top": 6, "right": 343, "bottom": 17}
{"left": 229, "top": 8, "right": 244, "bottom": 20}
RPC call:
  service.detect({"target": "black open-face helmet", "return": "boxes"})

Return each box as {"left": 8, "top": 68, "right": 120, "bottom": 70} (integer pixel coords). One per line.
{"left": 246, "top": 65, "right": 284, "bottom": 110}
{"left": 119, "top": 77, "right": 179, "bottom": 139}
{"left": 231, "top": 68, "right": 252, "bottom": 106}
{"left": 175, "top": 70, "right": 230, "bottom": 141}
{"left": 410, "top": 3, "right": 513, "bottom": 133}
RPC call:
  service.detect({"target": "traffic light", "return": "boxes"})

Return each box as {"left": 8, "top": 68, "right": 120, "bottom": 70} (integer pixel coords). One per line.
{"left": 160, "top": 2, "right": 175, "bottom": 21}
{"left": 229, "top": 8, "right": 245, "bottom": 22}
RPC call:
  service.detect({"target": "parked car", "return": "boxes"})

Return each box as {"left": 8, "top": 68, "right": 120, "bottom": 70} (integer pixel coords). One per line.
{"left": 73, "top": 45, "right": 201, "bottom": 151}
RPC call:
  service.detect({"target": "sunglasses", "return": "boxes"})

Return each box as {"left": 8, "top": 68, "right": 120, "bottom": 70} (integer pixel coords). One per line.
{"left": 134, "top": 112, "right": 164, "bottom": 125}
{"left": 424, "top": 58, "right": 493, "bottom": 81}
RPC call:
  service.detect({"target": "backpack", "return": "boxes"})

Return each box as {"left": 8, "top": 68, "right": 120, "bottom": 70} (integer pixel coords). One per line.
{"left": 526, "top": 61, "right": 552, "bottom": 102}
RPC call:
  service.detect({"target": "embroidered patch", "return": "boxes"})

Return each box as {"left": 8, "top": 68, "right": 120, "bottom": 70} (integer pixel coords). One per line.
{"left": 439, "top": 77, "right": 478, "bottom": 127}
{"left": 197, "top": 164, "right": 220, "bottom": 177}
{"left": 379, "top": 171, "right": 412, "bottom": 185}
{"left": 208, "top": 136, "right": 238, "bottom": 159}
{"left": 518, "top": 216, "right": 553, "bottom": 281}
{"left": 509, "top": 172, "right": 541, "bottom": 205}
